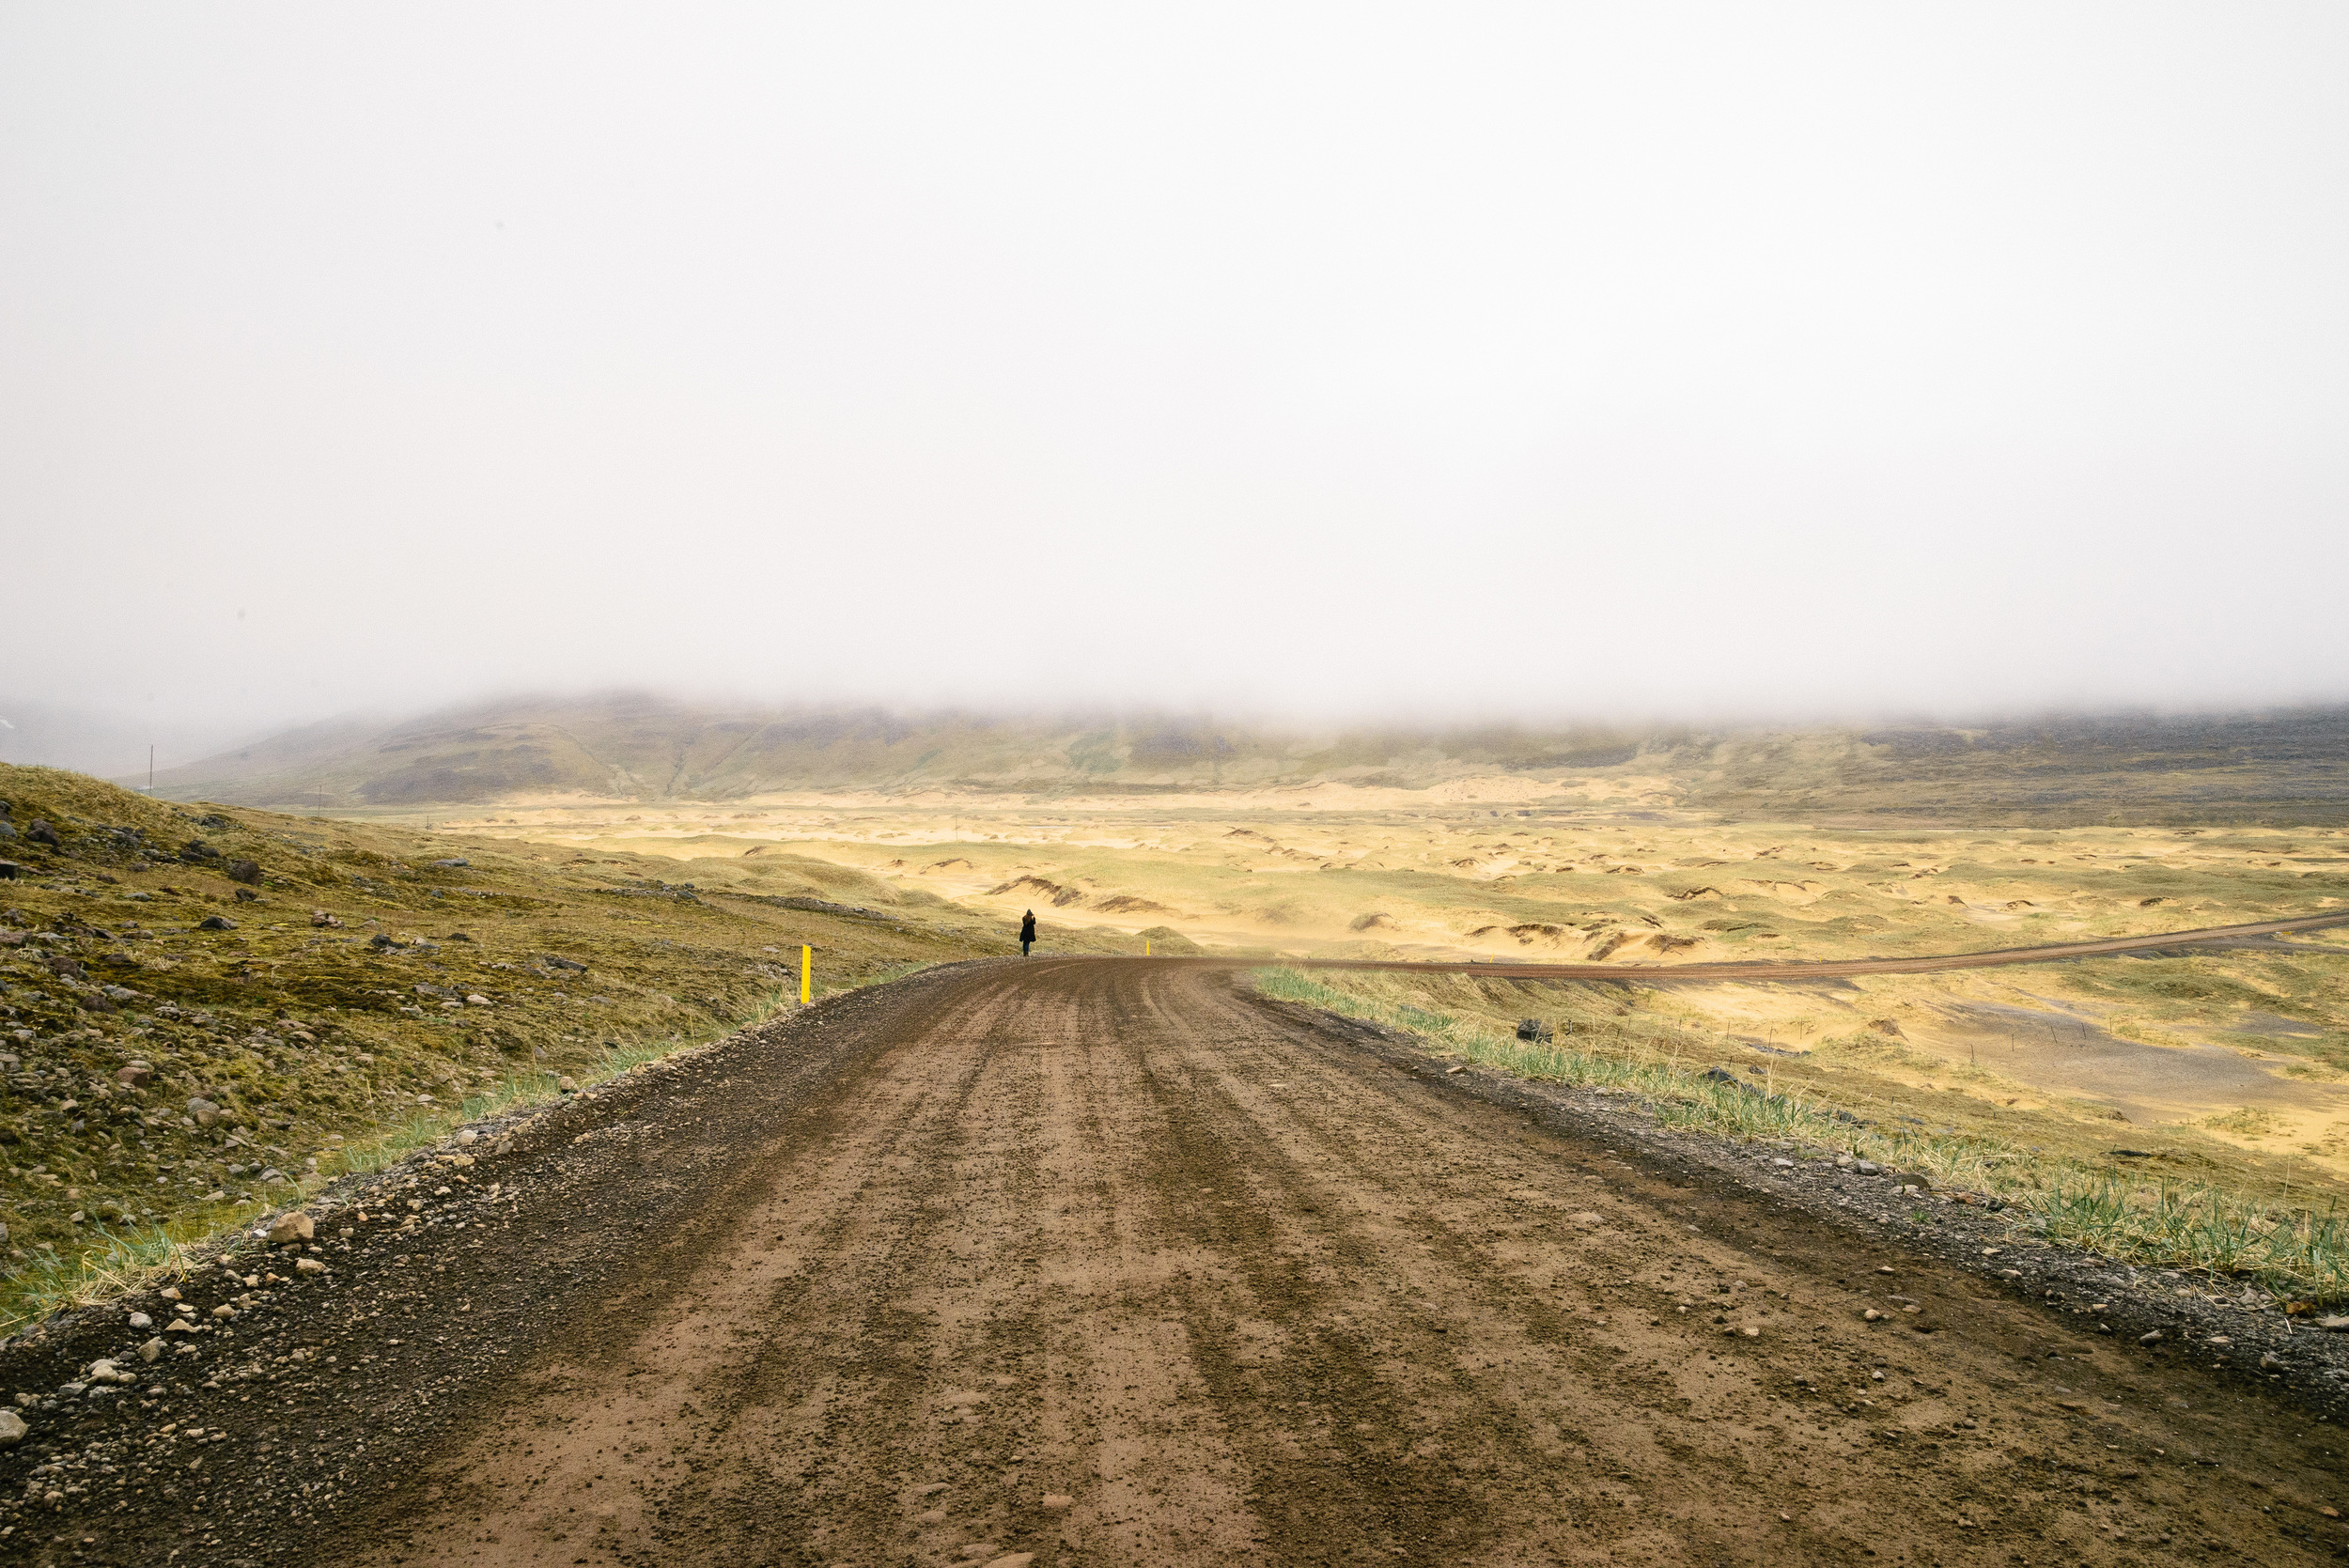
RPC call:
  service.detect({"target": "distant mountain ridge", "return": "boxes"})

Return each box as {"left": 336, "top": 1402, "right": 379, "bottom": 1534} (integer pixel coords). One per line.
{"left": 140, "top": 693, "right": 1666, "bottom": 808}
{"left": 132, "top": 693, "right": 2349, "bottom": 825}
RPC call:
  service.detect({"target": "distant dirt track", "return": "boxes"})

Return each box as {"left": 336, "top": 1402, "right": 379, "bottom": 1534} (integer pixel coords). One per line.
{"left": 1170, "top": 910, "right": 2349, "bottom": 982}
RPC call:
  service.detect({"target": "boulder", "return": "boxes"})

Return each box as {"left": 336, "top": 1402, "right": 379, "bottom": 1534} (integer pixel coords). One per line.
{"left": 225, "top": 859, "right": 262, "bottom": 885}
{"left": 267, "top": 1212, "right": 315, "bottom": 1245}
{"left": 197, "top": 914, "right": 237, "bottom": 931}
{"left": 116, "top": 1063, "right": 154, "bottom": 1088}
{"left": 1516, "top": 1018, "right": 1555, "bottom": 1044}
{"left": 187, "top": 1096, "right": 222, "bottom": 1127}
{"left": 25, "top": 820, "right": 60, "bottom": 847}
{"left": 0, "top": 1408, "right": 24, "bottom": 1446}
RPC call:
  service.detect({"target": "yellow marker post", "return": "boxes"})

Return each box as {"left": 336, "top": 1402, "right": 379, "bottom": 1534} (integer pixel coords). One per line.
{"left": 801, "top": 944, "right": 812, "bottom": 1005}
{"left": 1144, "top": 938, "right": 1151, "bottom": 956}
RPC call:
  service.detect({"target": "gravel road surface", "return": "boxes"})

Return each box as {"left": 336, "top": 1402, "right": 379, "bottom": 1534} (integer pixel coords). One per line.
{"left": 4, "top": 958, "right": 2343, "bottom": 1566}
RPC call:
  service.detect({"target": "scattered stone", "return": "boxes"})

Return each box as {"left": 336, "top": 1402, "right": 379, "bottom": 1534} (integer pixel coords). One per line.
{"left": 1445, "top": 1064, "right": 1466, "bottom": 1075}
{"left": 1855, "top": 1161, "right": 1881, "bottom": 1176}
{"left": 983, "top": 1557, "right": 1035, "bottom": 1568}
{"left": 127, "top": 1312, "right": 151, "bottom": 1330}
{"left": 0, "top": 1408, "right": 26, "bottom": 1446}
{"left": 2315, "top": 1315, "right": 2349, "bottom": 1332}
{"left": 225, "top": 858, "right": 262, "bottom": 885}
{"left": 1863, "top": 1309, "right": 1884, "bottom": 1322}
{"left": 267, "top": 1212, "right": 316, "bottom": 1245}
{"left": 1041, "top": 1494, "right": 1072, "bottom": 1510}
{"left": 430, "top": 857, "right": 471, "bottom": 868}
{"left": 557, "top": 1076, "right": 577, "bottom": 1093}
{"left": 311, "top": 909, "right": 342, "bottom": 928}
{"left": 138, "top": 1339, "right": 164, "bottom": 1363}
{"left": 2139, "top": 1330, "right": 2164, "bottom": 1346}
{"left": 115, "top": 1062, "right": 155, "bottom": 1087}
{"left": 188, "top": 1097, "right": 223, "bottom": 1127}
{"left": 465, "top": 993, "right": 491, "bottom": 1006}
{"left": 2262, "top": 1353, "right": 2283, "bottom": 1371}
{"left": 538, "top": 954, "right": 588, "bottom": 972}
{"left": 294, "top": 1256, "right": 327, "bottom": 1274}
{"left": 1516, "top": 1018, "right": 1555, "bottom": 1043}
{"left": 457, "top": 1128, "right": 479, "bottom": 1146}
{"left": 197, "top": 914, "right": 237, "bottom": 931}
{"left": 25, "top": 820, "right": 60, "bottom": 846}
{"left": 1772, "top": 1157, "right": 1795, "bottom": 1169}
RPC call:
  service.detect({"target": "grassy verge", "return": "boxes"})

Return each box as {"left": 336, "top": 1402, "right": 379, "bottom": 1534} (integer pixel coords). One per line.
{"left": 0, "top": 762, "right": 1015, "bottom": 1333}
{"left": 0, "top": 986, "right": 777, "bottom": 1330}
{"left": 1256, "top": 966, "right": 2349, "bottom": 1301}
{"left": 0, "top": 955, "right": 960, "bottom": 1331}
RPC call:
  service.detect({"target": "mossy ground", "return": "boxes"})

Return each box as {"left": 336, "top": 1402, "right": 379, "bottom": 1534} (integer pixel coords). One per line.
{"left": 0, "top": 765, "right": 1126, "bottom": 1329}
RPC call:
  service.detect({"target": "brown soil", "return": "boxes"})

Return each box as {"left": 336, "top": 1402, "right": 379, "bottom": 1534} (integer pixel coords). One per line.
{"left": 4, "top": 961, "right": 2345, "bottom": 1565}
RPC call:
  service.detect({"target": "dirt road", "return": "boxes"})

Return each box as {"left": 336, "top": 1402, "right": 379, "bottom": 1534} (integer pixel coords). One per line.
{"left": 1251, "top": 909, "right": 2349, "bottom": 982}
{"left": 5, "top": 960, "right": 2344, "bottom": 1566}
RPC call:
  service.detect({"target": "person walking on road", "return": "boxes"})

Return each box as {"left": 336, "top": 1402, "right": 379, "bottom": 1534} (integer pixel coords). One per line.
{"left": 1019, "top": 909, "right": 1036, "bottom": 956}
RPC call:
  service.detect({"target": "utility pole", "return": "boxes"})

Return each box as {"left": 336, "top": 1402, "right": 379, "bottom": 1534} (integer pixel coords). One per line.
{"left": 148, "top": 746, "right": 155, "bottom": 795}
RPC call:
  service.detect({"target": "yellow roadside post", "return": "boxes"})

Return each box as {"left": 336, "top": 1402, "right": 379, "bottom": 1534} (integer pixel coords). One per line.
{"left": 1144, "top": 938, "right": 1151, "bottom": 956}
{"left": 801, "top": 944, "right": 812, "bottom": 1005}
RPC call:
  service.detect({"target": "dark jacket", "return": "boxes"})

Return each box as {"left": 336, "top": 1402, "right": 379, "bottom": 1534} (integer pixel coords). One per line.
{"left": 1019, "top": 911, "right": 1037, "bottom": 942}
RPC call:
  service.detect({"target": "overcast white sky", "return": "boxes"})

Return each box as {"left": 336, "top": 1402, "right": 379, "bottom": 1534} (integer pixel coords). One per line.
{"left": 5, "top": 3, "right": 2346, "bottom": 762}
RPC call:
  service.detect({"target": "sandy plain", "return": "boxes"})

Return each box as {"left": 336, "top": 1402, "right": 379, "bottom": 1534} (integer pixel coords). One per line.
{"left": 395, "top": 782, "right": 2349, "bottom": 1182}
